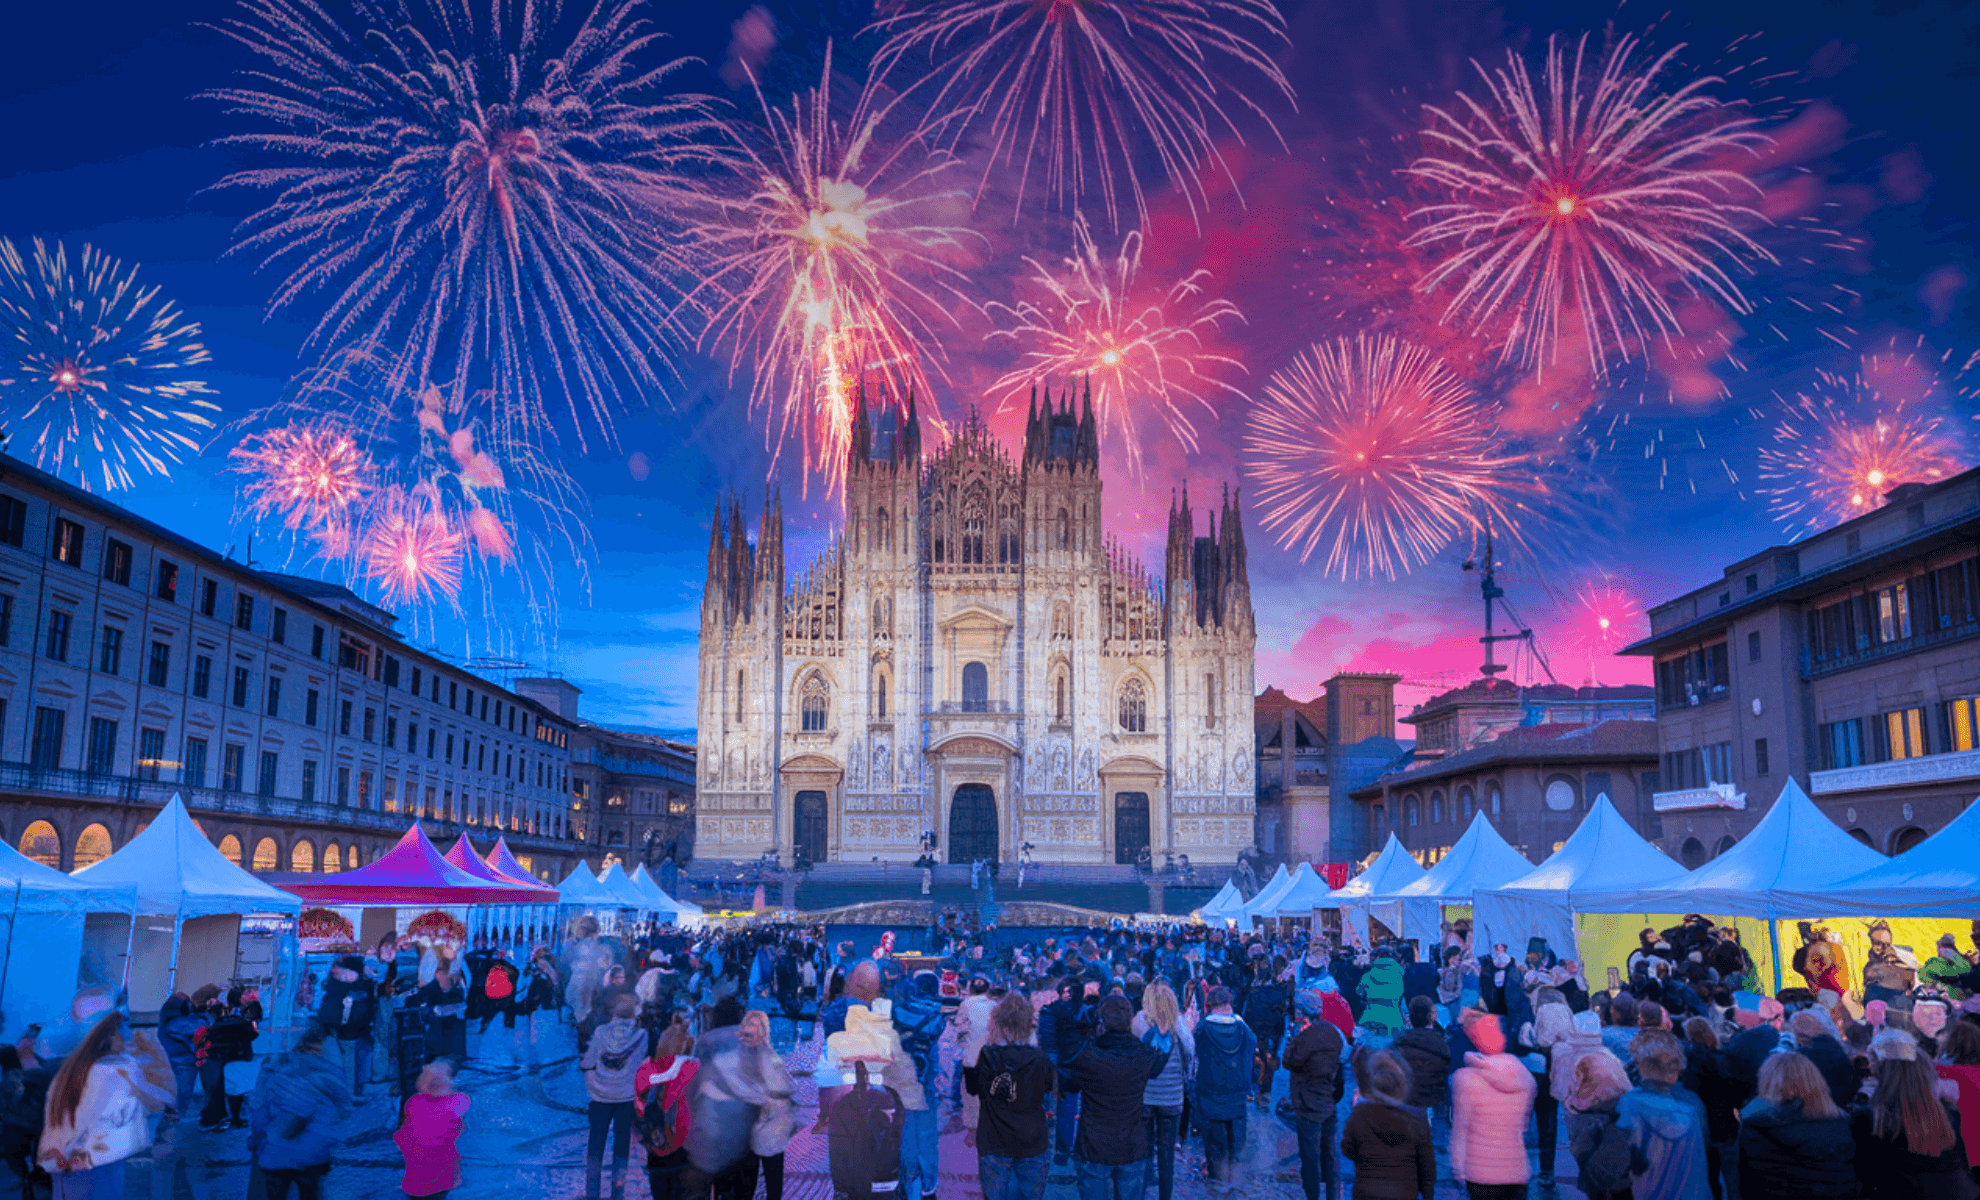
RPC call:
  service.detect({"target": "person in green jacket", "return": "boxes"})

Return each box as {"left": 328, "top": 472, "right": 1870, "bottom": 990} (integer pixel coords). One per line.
{"left": 1358, "top": 949, "right": 1407, "bottom": 1035}
{"left": 1917, "top": 933, "right": 1976, "bottom": 999}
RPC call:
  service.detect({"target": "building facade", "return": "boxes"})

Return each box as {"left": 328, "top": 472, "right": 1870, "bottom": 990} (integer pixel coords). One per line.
{"left": 0, "top": 454, "right": 582, "bottom": 882}
{"left": 1628, "top": 469, "right": 1980, "bottom": 866}
{"left": 695, "top": 392, "right": 1258, "bottom": 866}
{"left": 516, "top": 677, "right": 697, "bottom": 868}
{"left": 1403, "top": 679, "right": 1655, "bottom": 760}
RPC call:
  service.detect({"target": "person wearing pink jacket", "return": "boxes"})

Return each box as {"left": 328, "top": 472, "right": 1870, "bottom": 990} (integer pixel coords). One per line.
{"left": 394, "top": 1062, "right": 470, "bottom": 1200}
{"left": 1449, "top": 1012, "right": 1537, "bottom": 1200}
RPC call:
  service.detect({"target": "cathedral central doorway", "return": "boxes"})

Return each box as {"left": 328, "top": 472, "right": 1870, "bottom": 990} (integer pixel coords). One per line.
{"left": 1114, "top": 791, "right": 1150, "bottom": 865}
{"left": 794, "top": 791, "right": 828, "bottom": 865}
{"left": 948, "top": 784, "right": 998, "bottom": 865}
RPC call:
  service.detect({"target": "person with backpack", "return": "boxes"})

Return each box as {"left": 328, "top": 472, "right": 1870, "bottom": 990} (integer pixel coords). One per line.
{"left": 477, "top": 950, "right": 520, "bottom": 1065}
{"left": 1565, "top": 1041, "right": 1634, "bottom": 1200}
{"left": 1340, "top": 1048, "right": 1434, "bottom": 1200}
{"left": 580, "top": 992, "right": 648, "bottom": 1200}
{"left": 246, "top": 1025, "right": 351, "bottom": 1200}
{"left": 394, "top": 1060, "right": 468, "bottom": 1200}
{"left": 890, "top": 972, "right": 948, "bottom": 1200}
{"left": 1392, "top": 998, "right": 1451, "bottom": 1122}
{"left": 635, "top": 1017, "right": 697, "bottom": 1200}
{"left": 1618, "top": 1029, "right": 1711, "bottom": 1200}
{"left": 315, "top": 956, "right": 379, "bottom": 1101}
{"left": 197, "top": 992, "right": 257, "bottom": 1131}
{"left": 965, "top": 992, "right": 1054, "bottom": 1200}
{"left": 1137, "top": 982, "right": 1195, "bottom": 1200}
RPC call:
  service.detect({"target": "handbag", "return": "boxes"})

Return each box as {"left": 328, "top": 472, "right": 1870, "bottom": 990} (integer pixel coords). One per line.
{"left": 750, "top": 1096, "right": 796, "bottom": 1156}
{"left": 222, "top": 1059, "right": 261, "bottom": 1097}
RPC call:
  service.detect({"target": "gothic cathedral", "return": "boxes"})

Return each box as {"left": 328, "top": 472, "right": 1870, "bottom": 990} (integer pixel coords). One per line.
{"left": 695, "top": 388, "right": 1257, "bottom": 866}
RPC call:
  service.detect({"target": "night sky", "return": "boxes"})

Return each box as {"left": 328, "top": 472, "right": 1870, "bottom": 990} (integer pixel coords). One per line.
{"left": 3, "top": 0, "right": 1976, "bottom": 735}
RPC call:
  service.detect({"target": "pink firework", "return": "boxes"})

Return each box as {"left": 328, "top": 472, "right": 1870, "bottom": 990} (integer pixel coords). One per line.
{"left": 1568, "top": 579, "right": 1643, "bottom": 658}
{"left": 984, "top": 215, "right": 1245, "bottom": 475}
{"left": 1407, "top": 34, "right": 1772, "bottom": 377}
{"left": 361, "top": 484, "right": 465, "bottom": 608}
{"left": 686, "top": 50, "right": 971, "bottom": 496}
{"left": 229, "top": 422, "right": 375, "bottom": 533}
{"left": 1759, "top": 354, "right": 1968, "bottom": 536}
{"left": 1242, "top": 334, "right": 1547, "bottom": 580}
{"left": 869, "top": 0, "right": 1293, "bottom": 226}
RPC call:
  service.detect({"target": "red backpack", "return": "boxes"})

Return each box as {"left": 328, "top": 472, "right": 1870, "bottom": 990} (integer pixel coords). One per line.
{"left": 484, "top": 962, "right": 516, "bottom": 1001}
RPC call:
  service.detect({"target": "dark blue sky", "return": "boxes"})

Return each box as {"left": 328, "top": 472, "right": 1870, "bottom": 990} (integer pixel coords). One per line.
{"left": 3, "top": 0, "right": 1976, "bottom": 732}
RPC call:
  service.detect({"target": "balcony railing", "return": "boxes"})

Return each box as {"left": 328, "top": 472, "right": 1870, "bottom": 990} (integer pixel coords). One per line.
{"left": 0, "top": 762, "right": 577, "bottom": 854}
{"left": 1811, "top": 748, "right": 1980, "bottom": 796}
{"left": 1803, "top": 619, "right": 1980, "bottom": 680}
{"left": 1652, "top": 783, "right": 1747, "bottom": 812}
{"left": 929, "top": 701, "right": 1018, "bottom": 715}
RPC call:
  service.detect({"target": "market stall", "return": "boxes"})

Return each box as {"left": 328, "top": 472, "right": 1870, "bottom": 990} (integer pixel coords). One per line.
{"left": 1778, "top": 796, "right": 1980, "bottom": 917}
{"left": 74, "top": 796, "right": 303, "bottom": 1018}
{"left": 1263, "top": 863, "right": 1336, "bottom": 924}
{"left": 1237, "top": 864, "right": 1292, "bottom": 925}
{"left": 1375, "top": 813, "right": 1533, "bottom": 949}
{"left": 285, "top": 824, "right": 553, "bottom": 907}
{"left": 0, "top": 842, "right": 137, "bottom": 1043}
{"left": 557, "top": 861, "right": 620, "bottom": 930}
{"left": 597, "top": 862, "right": 653, "bottom": 919}
{"left": 1326, "top": 834, "right": 1429, "bottom": 949}
{"left": 442, "top": 836, "right": 558, "bottom": 945}
{"left": 1471, "top": 795, "right": 1686, "bottom": 964}
{"left": 1195, "top": 879, "right": 1247, "bottom": 925}
{"left": 627, "top": 864, "right": 687, "bottom": 927}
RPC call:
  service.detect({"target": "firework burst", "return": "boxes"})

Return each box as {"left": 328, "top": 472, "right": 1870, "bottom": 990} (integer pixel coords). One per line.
{"left": 1407, "top": 34, "right": 1773, "bottom": 378}
{"left": 208, "top": 0, "right": 726, "bottom": 454}
{"left": 984, "top": 215, "right": 1244, "bottom": 475}
{"left": 1758, "top": 352, "right": 1969, "bottom": 536}
{"left": 1242, "top": 334, "right": 1552, "bottom": 580}
{"left": 0, "top": 239, "right": 219, "bottom": 491}
{"left": 362, "top": 482, "right": 466, "bottom": 609}
{"left": 869, "top": 0, "right": 1293, "bottom": 226}
{"left": 686, "top": 50, "right": 972, "bottom": 496}
{"left": 230, "top": 422, "right": 375, "bottom": 537}
{"left": 1566, "top": 577, "right": 1643, "bottom": 659}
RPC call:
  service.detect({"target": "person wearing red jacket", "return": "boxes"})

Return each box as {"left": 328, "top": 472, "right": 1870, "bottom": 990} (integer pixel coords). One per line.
{"left": 635, "top": 1018, "right": 698, "bottom": 1200}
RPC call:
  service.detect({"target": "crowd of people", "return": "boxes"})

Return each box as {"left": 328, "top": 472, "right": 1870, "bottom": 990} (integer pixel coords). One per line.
{"left": 2, "top": 908, "right": 1979, "bottom": 1200}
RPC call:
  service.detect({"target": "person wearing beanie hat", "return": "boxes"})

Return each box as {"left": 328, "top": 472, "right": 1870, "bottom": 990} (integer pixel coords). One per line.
{"left": 1919, "top": 933, "right": 1975, "bottom": 1000}
{"left": 1449, "top": 1012, "right": 1534, "bottom": 1197}
{"left": 1394, "top": 996, "right": 1453, "bottom": 1116}
{"left": 1284, "top": 989, "right": 1347, "bottom": 1200}
{"left": 315, "top": 953, "right": 380, "bottom": 1100}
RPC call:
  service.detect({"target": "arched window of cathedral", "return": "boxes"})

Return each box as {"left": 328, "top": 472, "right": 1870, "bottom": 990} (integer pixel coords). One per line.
{"left": 873, "top": 667, "right": 889, "bottom": 719}
{"left": 1057, "top": 508, "right": 1069, "bottom": 550}
{"left": 1204, "top": 672, "right": 1218, "bottom": 729}
{"left": 961, "top": 661, "right": 989, "bottom": 712}
{"left": 799, "top": 675, "right": 829, "bottom": 732}
{"left": 1052, "top": 602, "right": 1070, "bottom": 640}
{"left": 1119, "top": 677, "right": 1147, "bottom": 733}
{"left": 998, "top": 504, "right": 1019, "bottom": 564}
{"left": 930, "top": 501, "right": 944, "bottom": 561}
{"left": 873, "top": 597, "right": 889, "bottom": 639}
{"left": 1054, "top": 673, "right": 1068, "bottom": 723}
{"left": 875, "top": 507, "right": 891, "bottom": 551}
{"left": 735, "top": 670, "right": 745, "bottom": 724}
{"left": 962, "top": 484, "right": 988, "bottom": 563}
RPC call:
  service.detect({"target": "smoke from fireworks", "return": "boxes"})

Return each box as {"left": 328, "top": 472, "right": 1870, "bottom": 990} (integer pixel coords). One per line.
{"left": 984, "top": 215, "right": 1244, "bottom": 475}
{"left": 1407, "top": 35, "right": 1773, "bottom": 378}
{"left": 1242, "top": 334, "right": 1553, "bottom": 580}
{"left": 869, "top": 0, "right": 1294, "bottom": 227}
{"left": 209, "top": 0, "right": 725, "bottom": 454}
{"left": 0, "top": 239, "right": 219, "bottom": 492}
{"left": 686, "top": 51, "right": 972, "bottom": 496}
{"left": 1758, "top": 350, "right": 1969, "bottom": 536}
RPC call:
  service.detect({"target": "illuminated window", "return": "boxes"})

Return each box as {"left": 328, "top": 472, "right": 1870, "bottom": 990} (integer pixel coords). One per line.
{"left": 217, "top": 835, "right": 243, "bottom": 866}
{"left": 323, "top": 843, "right": 342, "bottom": 873}
{"left": 291, "top": 841, "right": 315, "bottom": 873}
{"left": 252, "top": 838, "right": 279, "bottom": 872}
{"left": 18, "top": 821, "right": 60, "bottom": 867}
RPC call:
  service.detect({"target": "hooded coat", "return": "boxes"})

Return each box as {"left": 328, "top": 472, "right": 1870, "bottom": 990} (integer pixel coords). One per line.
{"left": 1340, "top": 1101, "right": 1435, "bottom": 1200}
{"left": 247, "top": 1047, "right": 350, "bottom": 1171}
{"left": 1283, "top": 1018, "right": 1346, "bottom": 1121}
{"left": 1358, "top": 960, "right": 1407, "bottom": 1034}
{"left": 1736, "top": 1097, "right": 1859, "bottom": 1200}
{"left": 1062, "top": 1029, "right": 1168, "bottom": 1166}
{"left": 1617, "top": 1081, "right": 1712, "bottom": 1200}
{"left": 1192, "top": 1014, "right": 1257, "bottom": 1121}
{"left": 157, "top": 996, "right": 205, "bottom": 1071}
{"left": 580, "top": 1017, "right": 648, "bottom": 1104}
{"left": 963, "top": 1042, "right": 1053, "bottom": 1160}
{"left": 1449, "top": 1051, "right": 1536, "bottom": 1186}
{"left": 1392, "top": 1027, "right": 1452, "bottom": 1109}
{"left": 315, "top": 966, "right": 378, "bottom": 1041}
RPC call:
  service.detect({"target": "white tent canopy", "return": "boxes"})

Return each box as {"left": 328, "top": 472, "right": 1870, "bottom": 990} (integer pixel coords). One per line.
{"left": 1779, "top": 794, "right": 1980, "bottom": 917}
{"left": 1329, "top": 835, "right": 1429, "bottom": 947}
{"left": 1196, "top": 879, "right": 1247, "bottom": 923}
{"left": 1265, "top": 863, "right": 1335, "bottom": 918}
{"left": 0, "top": 842, "right": 137, "bottom": 1043}
{"left": 1239, "top": 865, "right": 1293, "bottom": 922}
{"left": 627, "top": 864, "right": 684, "bottom": 925}
{"left": 598, "top": 863, "right": 652, "bottom": 911}
{"left": 1472, "top": 795, "right": 1687, "bottom": 961}
{"left": 1573, "top": 779, "right": 1886, "bottom": 920}
{"left": 558, "top": 861, "right": 618, "bottom": 907}
{"left": 1377, "top": 813, "right": 1533, "bottom": 947}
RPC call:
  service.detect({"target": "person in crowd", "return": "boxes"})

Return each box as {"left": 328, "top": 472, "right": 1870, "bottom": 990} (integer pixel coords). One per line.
{"left": 156, "top": 994, "right": 205, "bottom": 1118}
{"left": 1477, "top": 946, "right": 1518, "bottom": 1017}
{"left": 419, "top": 968, "right": 469, "bottom": 1064}
{"left": 1852, "top": 1051, "right": 1975, "bottom": 1200}
{"left": 1340, "top": 1048, "right": 1433, "bottom": 1200}
{"left": 1285, "top": 989, "right": 1347, "bottom": 1200}
{"left": 315, "top": 955, "right": 379, "bottom": 1101}
{"left": 1061, "top": 994, "right": 1168, "bottom": 1200}
{"left": 1791, "top": 1010, "right": 1863, "bottom": 1110}
{"left": 395, "top": 1060, "right": 469, "bottom": 1200}
{"left": 1393, "top": 998, "right": 1451, "bottom": 1121}
{"left": 1245, "top": 957, "right": 1290, "bottom": 1104}
{"left": 1618, "top": 1029, "right": 1711, "bottom": 1200}
{"left": 889, "top": 972, "right": 947, "bottom": 1200}
{"left": 246, "top": 1025, "right": 351, "bottom": 1200}
{"left": 580, "top": 991, "right": 647, "bottom": 1200}
{"left": 37, "top": 1012, "right": 173, "bottom": 1200}
{"left": 953, "top": 976, "right": 996, "bottom": 1141}
{"left": 1194, "top": 986, "right": 1258, "bottom": 1190}
{"left": 965, "top": 992, "right": 1054, "bottom": 1200}
{"left": 1137, "top": 982, "right": 1194, "bottom": 1200}
{"left": 1550, "top": 1011, "right": 1608, "bottom": 1112}
{"left": 1935, "top": 1019, "right": 1980, "bottom": 1187}
{"left": 197, "top": 990, "right": 257, "bottom": 1131}
{"left": 1041, "top": 976, "right": 1088, "bottom": 1166}
{"left": 1602, "top": 993, "right": 1641, "bottom": 1069}
{"left": 1737, "top": 1051, "right": 1859, "bottom": 1200}
{"left": 1565, "top": 1051, "right": 1635, "bottom": 1200}
{"left": 1449, "top": 1011, "right": 1535, "bottom": 1200}
{"left": 1724, "top": 998, "right": 1787, "bottom": 1113}
{"left": 634, "top": 1017, "right": 697, "bottom": 1200}
{"left": 1680, "top": 1018, "right": 1743, "bottom": 1200}
{"left": 1523, "top": 987, "right": 1576, "bottom": 1190}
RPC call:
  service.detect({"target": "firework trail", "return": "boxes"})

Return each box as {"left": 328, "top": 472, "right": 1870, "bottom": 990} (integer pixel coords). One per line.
{"left": 685, "top": 49, "right": 972, "bottom": 497}
{"left": 1407, "top": 34, "right": 1773, "bottom": 379}
{"left": 1242, "top": 334, "right": 1558, "bottom": 581}
{"left": 983, "top": 214, "right": 1243, "bottom": 475}
{"left": 869, "top": 0, "right": 1293, "bottom": 227}
{"left": 0, "top": 239, "right": 219, "bottom": 492}
{"left": 1758, "top": 348, "right": 1969, "bottom": 536}
{"left": 208, "top": 0, "right": 726, "bottom": 455}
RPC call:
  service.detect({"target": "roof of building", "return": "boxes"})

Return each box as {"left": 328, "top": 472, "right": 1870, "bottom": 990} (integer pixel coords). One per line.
{"left": 1349, "top": 718, "right": 1660, "bottom": 799}
{"left": 1402, "top": 677, "right": 1655, "bottom": 723}
{"left": 1255, "top": 686, "right": 1328, "bottom": 743}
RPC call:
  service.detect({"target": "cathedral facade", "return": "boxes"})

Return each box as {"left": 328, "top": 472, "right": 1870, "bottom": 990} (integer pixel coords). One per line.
{"left": 695, "top": 390, "right": 1257, "bottom": 866}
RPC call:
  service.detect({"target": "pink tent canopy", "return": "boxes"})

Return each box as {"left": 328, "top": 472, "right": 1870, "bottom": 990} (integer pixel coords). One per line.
{"left": 283, "top": 824, "right": 552, "bottom": 906}
{"left": 442, "top": 836, "right": 542, "bottom": 890}
{"left": 486, "top": 836, "right": 556, "bottom": 891}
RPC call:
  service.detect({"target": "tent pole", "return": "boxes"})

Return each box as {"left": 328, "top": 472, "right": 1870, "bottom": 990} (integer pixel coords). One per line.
{"left": 164, "top": 914, "right": 185, "bottom": 1000}
{"left": 0, "top": 882, "right": 21, "bottom": 1031}
{"left": 118, "top": 895, "right": 138, "bottom": 994}
{"left": 1766, "top": 910, "right": 1783, "bottom": 996}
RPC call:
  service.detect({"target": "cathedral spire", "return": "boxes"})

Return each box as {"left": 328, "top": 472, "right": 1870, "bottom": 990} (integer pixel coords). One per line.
{"left": 1076, "top": 377, "right": 1098, "bottom": 469}
{"left": 902, "top": 388, "right": 921, "bottom": 464}
{"left": 704, "top": 500, "right": 727, "bottom": 628}
{"left": 848, "top": 381, "right": 871, "bottom": 477}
